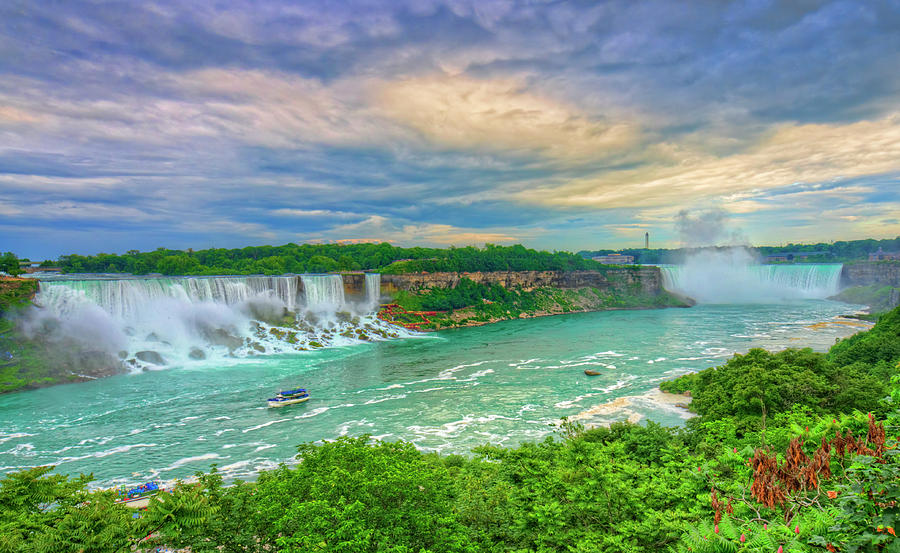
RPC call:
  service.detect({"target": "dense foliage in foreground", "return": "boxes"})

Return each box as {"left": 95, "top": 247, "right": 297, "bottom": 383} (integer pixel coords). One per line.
{"left": 2, "top": 307, "right": 899, "bottom": 552}
{"left": 56, "top": 243, "right": 609, "bottom": 275}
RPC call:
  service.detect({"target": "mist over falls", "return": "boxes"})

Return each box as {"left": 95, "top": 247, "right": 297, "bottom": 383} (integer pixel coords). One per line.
{"left": 660, "top": 248, "right": 843, "bottom": 304}
{"left": 23, "top": 274, "right": 403, "bottom": 373}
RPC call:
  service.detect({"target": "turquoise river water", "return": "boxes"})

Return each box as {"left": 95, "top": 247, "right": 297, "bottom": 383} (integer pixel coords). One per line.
{"left": 0, "top": 287, "right": 868, "bottom": 488}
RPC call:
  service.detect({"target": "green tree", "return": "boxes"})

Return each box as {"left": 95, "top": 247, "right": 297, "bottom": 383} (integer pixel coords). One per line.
{"left": 254, "top": 437, "right": 474, "bottom": 553}
{"left": 0, "top": 252, "right": 22, "bottom": 276}
{"left": 158, "top": 254, "right": 201, "bottom": 275}
{"left": 306, "top": 255, "right": 339, "bottom": 273}
{"left": 0, "top": 466, "right": 136, "bottom": 553}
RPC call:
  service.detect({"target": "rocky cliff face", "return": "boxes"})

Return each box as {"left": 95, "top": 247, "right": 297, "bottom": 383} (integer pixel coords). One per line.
{"left": 841, "top": 262, "right": 900, "bottom": 287}
{"left": 379, "top": 268, "right": 663, "bottom": 296}
{"left": 341, "top": 273, "right": 366, "bottom": 299}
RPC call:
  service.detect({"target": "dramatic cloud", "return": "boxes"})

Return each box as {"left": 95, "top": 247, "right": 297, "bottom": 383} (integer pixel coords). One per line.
{"left": 0, "top": 0, "right": 898, "bottom": 259}
{"left": 376, "top": 75, "right": 639, "bottom": 161}
{"left": 316, "top": 215, "right": 521, "bottom": 246}
{"left": 516, "top": 113, "right": 900, "bottom": 208}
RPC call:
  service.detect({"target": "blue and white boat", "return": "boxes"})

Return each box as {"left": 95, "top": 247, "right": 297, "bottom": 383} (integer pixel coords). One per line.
{"left": 267, "top": 388, "right": 309, "bottom": 407}
{"left": 114, "top": 481, "right": 164, "bottom": 508}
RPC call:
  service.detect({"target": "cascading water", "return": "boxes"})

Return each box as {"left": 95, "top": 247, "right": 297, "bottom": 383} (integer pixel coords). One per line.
{"left": 365, "top": 273, "right": 381, "bottom": 308}
{"left": 300, "top": 275, "right": 345, "bottom": 311}
{"left": 659, "top": 249, "right": 843, "bottom": 303}
{"left": 26, "top": 275, "right": 405, "bottom": 372}
{"left": 38, "top": 276, "right": 302, "bottom": 318}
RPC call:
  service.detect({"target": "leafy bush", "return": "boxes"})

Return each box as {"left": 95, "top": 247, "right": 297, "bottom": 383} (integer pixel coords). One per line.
{"left": 828, "top": 305, "right": 900, "bottom": 367}
{"left": 0, "top": 252, "right": 23, "bottom": 276}
{"left": 255, "top": 437, "right": 474, "bottom": 553}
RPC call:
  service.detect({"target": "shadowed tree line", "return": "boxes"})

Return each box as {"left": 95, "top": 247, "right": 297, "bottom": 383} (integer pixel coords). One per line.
{"left": 581, "top": 236, "right": 900, "bottom": 265}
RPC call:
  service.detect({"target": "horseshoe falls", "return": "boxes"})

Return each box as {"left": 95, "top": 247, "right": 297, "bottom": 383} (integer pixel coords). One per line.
{"left": 660, "top": 262, "right": 843, "bottom": 304}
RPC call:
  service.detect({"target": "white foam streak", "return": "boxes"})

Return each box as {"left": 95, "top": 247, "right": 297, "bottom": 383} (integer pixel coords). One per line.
{"left": 243, "top": 419, "right": 290, "bottom": 433}
{"left": 0, "top": 432, "right": 34, "bottom": 445}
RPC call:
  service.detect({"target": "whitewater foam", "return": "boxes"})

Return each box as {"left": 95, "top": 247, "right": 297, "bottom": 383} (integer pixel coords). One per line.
{"left": 27, "top": 274, "right": 402, "bottom": 372}
{"left": 0, "top": 432, "right": 34, "bottom": 445}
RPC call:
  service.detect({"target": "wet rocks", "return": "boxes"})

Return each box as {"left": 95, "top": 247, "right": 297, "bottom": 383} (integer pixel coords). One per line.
{"left": 203, "top": 327, "right": 243, "bottom": 351}
{"left": 136, "top": 350, "right": 166, "bottom": 366}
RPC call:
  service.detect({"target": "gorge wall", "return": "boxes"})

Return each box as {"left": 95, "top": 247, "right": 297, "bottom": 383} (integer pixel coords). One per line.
{"left": 841, "top": 261, "right": 900, "bottom": 287}
{"left": 379, "top": 267, "right": 663, "bottom": 296}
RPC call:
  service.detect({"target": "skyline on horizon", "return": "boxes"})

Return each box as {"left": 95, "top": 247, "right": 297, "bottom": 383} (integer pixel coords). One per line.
{"left": 1, "top": 1, "right": 899, "bottom": 260}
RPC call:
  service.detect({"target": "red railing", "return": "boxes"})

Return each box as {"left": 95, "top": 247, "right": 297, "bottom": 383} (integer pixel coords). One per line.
{"left": 378, "top": 304, "right": 444, "bottom": 329}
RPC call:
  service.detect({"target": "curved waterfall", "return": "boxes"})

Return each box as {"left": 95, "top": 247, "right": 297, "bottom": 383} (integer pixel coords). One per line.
{"left": 26, "top": 274, "right": 400, "bottom": 372}
{"left": 661, "top": 262, "right": 843, "bottom": 304}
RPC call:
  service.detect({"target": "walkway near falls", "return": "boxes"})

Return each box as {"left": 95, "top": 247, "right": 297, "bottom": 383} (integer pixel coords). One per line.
{"left": 377, "top": 304, "right": 443, "bottom": 329}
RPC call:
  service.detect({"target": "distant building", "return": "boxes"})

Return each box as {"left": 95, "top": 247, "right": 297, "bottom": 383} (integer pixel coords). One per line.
{"left": 764, "top": 251, "right": 829, "bottom": 263}
{"left": 869, "top": 247, "right": 900, "bottom": 261}
{"left": 592, "top": 253, "right": 635, "bottom": 264}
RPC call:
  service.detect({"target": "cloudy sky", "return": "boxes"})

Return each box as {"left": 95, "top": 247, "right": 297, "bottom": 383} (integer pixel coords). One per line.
{"left": 1, "top": 0, "right": 899, "bottom": 259}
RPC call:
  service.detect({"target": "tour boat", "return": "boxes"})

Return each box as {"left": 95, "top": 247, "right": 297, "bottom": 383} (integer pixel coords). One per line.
{"left": 267, "top": 388, "right": 310, "bottom": 407}
{"left": 115, "top": 481, "right": 163, "bottom": 508}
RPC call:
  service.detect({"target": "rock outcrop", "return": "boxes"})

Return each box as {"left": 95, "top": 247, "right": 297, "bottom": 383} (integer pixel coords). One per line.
{"left": 379, "top": 268, "right": 663, "bottom": 296}
{"left": 841, "top": 261, "right": 900, "bottom": 287}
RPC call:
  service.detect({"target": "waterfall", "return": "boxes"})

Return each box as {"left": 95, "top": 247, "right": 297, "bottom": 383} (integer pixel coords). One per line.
{"left": 365, "top": 273, "right": 381, "bottom": 308}
{"left": 38, "top": 276, "right": 301, "bottom": 319}
{"left": 661, "top": 257, "right": 843, "bottom": 304}
{"left": 300, "top": 275, "right": 345, "bottom": 311}
{"left": 27, "top": 275, "right": 405, "bottom": 372}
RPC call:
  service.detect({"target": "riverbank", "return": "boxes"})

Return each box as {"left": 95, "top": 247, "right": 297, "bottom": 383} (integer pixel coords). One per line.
{"left": 1, "top": 276, "right": 124, "bottom": 393}
{"left": 385, "top": 281, "right": 691, "bottom": 331}
{"left": 571, "top": 388, "right": 693, "bottom": 427}
{"left": 422, "top": 303, "right": 688, "bottom": 331}
{"left": 829, "top": 284, "right": 900, "bottom": 315}
{"left": 0, "top": 277, "right": 37, "bottom": 313}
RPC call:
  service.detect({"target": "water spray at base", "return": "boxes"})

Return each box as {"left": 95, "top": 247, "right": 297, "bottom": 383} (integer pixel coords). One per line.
{"left": 22, "top": 274, "right": 409, "bottom": 373}
{"left": 660, "top": 248, "right": 842, "bottom": 303}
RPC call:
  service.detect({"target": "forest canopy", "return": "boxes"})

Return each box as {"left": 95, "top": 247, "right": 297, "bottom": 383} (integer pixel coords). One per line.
{"left": 17, "top": 236, "right": 900, "bottom": 275}
{"left": 55, "top": 243, "right": 613, "bottom": 276}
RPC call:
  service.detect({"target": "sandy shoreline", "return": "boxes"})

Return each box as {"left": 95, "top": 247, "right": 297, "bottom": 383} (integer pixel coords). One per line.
{"left": 565, "top": 313, "right": 872, "bottom": 429}
{"left": 569, "top": 388, "right": 693, "bottom": 427}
